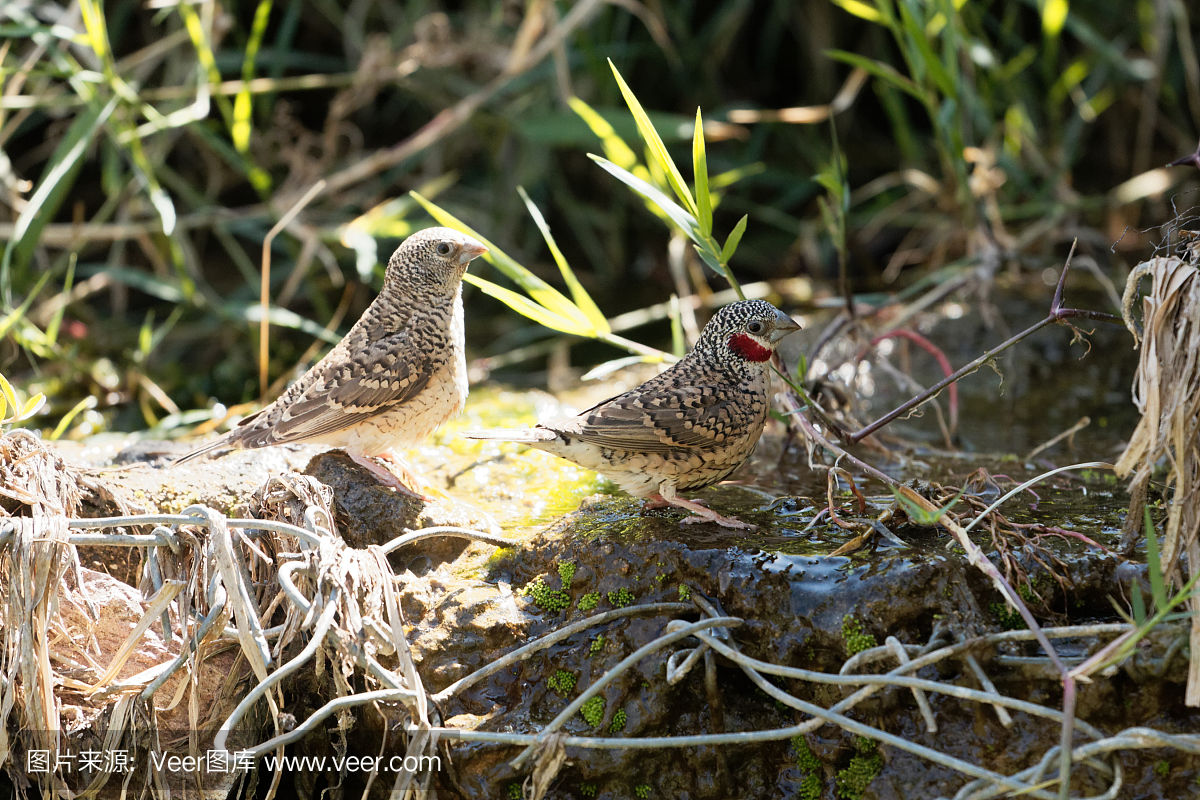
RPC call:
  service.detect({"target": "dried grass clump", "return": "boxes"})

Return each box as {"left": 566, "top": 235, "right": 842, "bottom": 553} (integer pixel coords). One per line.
{"left": 1116, "top": 233, "right": 1200, "bottom": 704}
{"left": 0, "top": 430, "right": 82, "bottom": 518}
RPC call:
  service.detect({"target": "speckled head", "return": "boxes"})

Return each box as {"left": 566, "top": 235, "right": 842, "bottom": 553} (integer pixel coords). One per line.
{"left": 696, "top": 299, "right": 802, "bottom": 366}
{"left": 386, "top": 226, "right": 488, "bottom": 294}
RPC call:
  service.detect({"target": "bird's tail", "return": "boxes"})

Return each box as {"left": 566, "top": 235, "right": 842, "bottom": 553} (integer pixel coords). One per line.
{"left": 170, "top": 435, "right": 233, "bottom": 467}
{"left": 459, "top": 428, "right": 557, "bottom": 444}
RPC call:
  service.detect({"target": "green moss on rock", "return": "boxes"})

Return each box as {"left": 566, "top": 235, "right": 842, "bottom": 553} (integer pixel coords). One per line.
{"left": 580, "top": 696, "right": 605, "bottom": 727}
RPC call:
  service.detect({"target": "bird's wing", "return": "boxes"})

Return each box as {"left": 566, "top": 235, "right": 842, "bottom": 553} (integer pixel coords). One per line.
{"left": 236, "top": 329, "right": 434, "bottom": 447}
{"left": 549, "top": 381, "right": 755, "bottom": 453}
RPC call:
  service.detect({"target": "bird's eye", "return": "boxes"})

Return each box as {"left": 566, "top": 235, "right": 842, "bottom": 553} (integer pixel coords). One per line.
{"left": 747, "top": 321, "right": 765, "bottom": 334}
{"left": 436, "top": 243, "right": 452, "bottom": 256}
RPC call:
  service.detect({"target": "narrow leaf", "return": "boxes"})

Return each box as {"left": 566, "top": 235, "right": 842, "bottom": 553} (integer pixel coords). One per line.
{"left": 721, "top": 215, "right": 749, "bottom": 263}
{"left": 608, "top": 60, "right": 697, "bottom": 215}
{"left": 46, "top": 254, "right": 76, "bottom": 345}
{"left": 692, "top": 109, "right": 712, "bottom": 239}
{"left": 232, "top": 0, "right": 274, "bottom": 153}
{"left": 463, "top": 274, "right": 593, "bottom": 336}
{"left": 568, "top": 96, "right": 640, "bottom": 172}
{"left": 517, "top": 186, "right": 610, "bottom": 334}
{"left": 0, "top": 375, "right": 19, "bottom": 421}
{"left": 1130, "top": 579, "right": 1146, "bottom": 626}
{"left": 825, "top": 50, "right": 925, "bottom": 101}
{"left": 589, "top": 155, "right": 698, "bottom": 236}
{"left": 50, "top": 396, "right": 95, "bottom": 441}
{"left": 19, "top": 393, "right": 46, "bottom": 421}
{"left": 0, "top": 270, "right": 54, "bottom": 342}
{"left": 829, "top": 0, "right": 886, "bottom": 23}
{"left": 5, "top": 94, "right": 118, "bottom": 270}
{"left": 410, "top": 193, "right": 593, "bottom": 332}
{"left": 896, "top": 0, "right": 956, "bottom": 99}
{"left": 1145, "top": 508, "right": 1167, "bottom": 614}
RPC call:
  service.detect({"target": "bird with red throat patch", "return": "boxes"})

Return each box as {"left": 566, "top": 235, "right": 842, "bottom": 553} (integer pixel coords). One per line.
{"left": 462, "top": 300, "right": 802, "bottom": 529}
{"left": 174, "top": 226, "right": 488, "bottom": 496}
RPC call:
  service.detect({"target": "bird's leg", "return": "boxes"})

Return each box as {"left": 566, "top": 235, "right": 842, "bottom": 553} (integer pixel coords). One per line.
{"left": 657, "top": 483, "right": 757, "bottom": 531}
{"left": 644, "top": 493, "right": 709, "bottom": 510}
{"left": 349, "top": 451, "right": 428, "bottom": 501}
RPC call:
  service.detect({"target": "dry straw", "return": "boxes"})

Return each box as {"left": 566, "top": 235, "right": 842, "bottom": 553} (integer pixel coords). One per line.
{"left": 1116, "top": 232, "right": 1200, "bottom": 704}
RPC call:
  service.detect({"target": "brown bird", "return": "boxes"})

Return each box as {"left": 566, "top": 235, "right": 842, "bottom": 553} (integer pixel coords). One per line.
{"left": 462, "top": 300, "right": 801, "bottom": 529}
{"left": 175, "top": 226, "right": 488, "bottom": 495}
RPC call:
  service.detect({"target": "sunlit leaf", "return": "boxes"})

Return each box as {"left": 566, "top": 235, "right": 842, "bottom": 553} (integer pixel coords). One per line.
{"left": 568, "top": 96, "right": 642, "bottom": 175}
{"left": 517, "top": 187, "right": 610, "bottom": 334}
{"left": 710, "top": 162, "right": 766, "bottom": 189}
{"left": 19, "top": 393, "right": 46, "bottom": 421}
{"left": 693, "top": 109, "right": 712, "bottom": 239}
{"left": 463, "top": 274, "right": 594, "bottom": 336}
{"left": 1042, "top": 0, "right": 1069, "bottom": 37}
{"left": 720, "top": 215, "right": 748, "bottom": 263}
{"left": 50, "top": 396, "right": 94, "bottom": 440}
{"left": 411, "top": 192, "right": 595, "bottom": 333}
{"left": 608, "top": 60, "right": 697, "bottom": 216}
{"left": 829, "top": 0, "right": 886, "bottom": 24}
{"left": 233, "top": 0, "right": 274, "bottom": 153}
{"left": 0, "top": 375, "right": 19, "bottom": 423}
{"left": 588, "top": 155, "right": 698, "bottom": 236}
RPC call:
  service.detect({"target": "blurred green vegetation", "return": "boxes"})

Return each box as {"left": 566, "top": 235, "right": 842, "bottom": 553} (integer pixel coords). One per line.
{"left": 0, "top": 0, "right": 1197, "bottom": 439}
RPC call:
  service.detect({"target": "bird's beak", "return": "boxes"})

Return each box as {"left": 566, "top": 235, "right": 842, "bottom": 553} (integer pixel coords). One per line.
{"left": 770, "top": 309, "right": 803, "bottom": 343}
{"left": 459, "top": 242, "right": 489, "bottom": 266}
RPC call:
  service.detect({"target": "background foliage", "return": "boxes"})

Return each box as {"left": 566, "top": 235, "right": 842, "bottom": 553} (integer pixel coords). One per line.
{"left": 1, "top": 0, "right": 1198, "bottom": 438}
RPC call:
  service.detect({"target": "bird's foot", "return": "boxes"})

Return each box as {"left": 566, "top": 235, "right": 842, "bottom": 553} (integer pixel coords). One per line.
{"left": 678, "top": 509, "right": 757, "bottom": 531}
{"left": 349, "top": 452, "right": 430, "bottom": 501}
{"left": 651, "top": 491, "right": 756, "bottom": 531}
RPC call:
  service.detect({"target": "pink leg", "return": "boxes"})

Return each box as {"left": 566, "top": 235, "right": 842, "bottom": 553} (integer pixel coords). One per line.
{"left": 349, "top": 451, "right": 428, "bottom": 501}
{"left": 644, "top": 494, "right": 709, "bottom": 511}
{"left": 657, "top": 483, "right": 757, "bottom": 531}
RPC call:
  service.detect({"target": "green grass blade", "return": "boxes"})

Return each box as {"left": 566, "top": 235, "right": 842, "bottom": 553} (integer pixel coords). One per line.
{"left": 516, "top": 187, "right": 610, "bottom": 334}
{"left": 0, "top": 270, "right": 54, "bottom": 342}
{"left": 588, "top": 155, "right": 698, "bottom": 235}
{"left": 49, "top": 396, "right": 93, "bottom": 440}
{"left": 896, "top": 0, "right": 956, "bottom": 99}
{"left": 3, "top": 94, "right": 118, "bottom": 273}
{"left": 710, "top": 162, "right": 766, "bottom": 189}
{"left": 463, "top": 274, "right": 593, "bottom": 336}
{"left": 1129, "top": 580, "right": 1146, "bottom": 626}
{"left": 608, "top": 60, "right": 697, "bottom": 216}
{"left": 720, "top": 215, "right": 748, "bottom": 263}
{"left": 46, "top": 254, "right": 76, "bottom": 345}
{"left": 233, "top": 0, "right": 274, "bottom": 153}
{"left": 1144, "top": 507, "right": 1168, "bottom": 614}
{"left": 692, "top": 109, "right": 712, "bottom": 239}
{"left": 825, "top": 50, "right": 925, "bottom": 101}
{"left": 410, "top": 192, "right": 594, "bottom": 332}
{"left": 568, "top": 96, "right": 641, "bottom": 173}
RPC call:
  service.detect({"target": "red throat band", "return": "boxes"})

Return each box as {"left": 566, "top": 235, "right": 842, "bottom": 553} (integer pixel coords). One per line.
{"left": 728, "top": 333, "right": 772, "bottom": 362}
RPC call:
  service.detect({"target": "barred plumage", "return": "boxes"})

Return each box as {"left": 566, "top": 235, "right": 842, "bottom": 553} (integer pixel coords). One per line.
{"left": 175, "top": 227, "right": 487, "bottom": 495}
{"left": 463, "top": 300, "right": 802, "bottom": 529}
